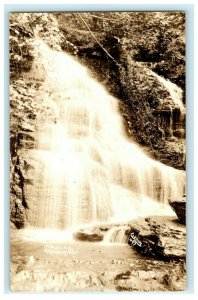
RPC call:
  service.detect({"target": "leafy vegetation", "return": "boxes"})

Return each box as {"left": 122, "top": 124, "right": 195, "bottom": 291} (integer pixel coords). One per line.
{"left": 57, "top": 12, "right": 185, "bottom": 89}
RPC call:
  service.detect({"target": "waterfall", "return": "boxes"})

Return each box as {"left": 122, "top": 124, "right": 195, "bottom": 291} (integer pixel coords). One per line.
{"left": 148, "top": 69, "right": 185, "bottom": 115}
{"left": 26, "top": 39, "right": 185, "bottom": 230}
{"left": 103, "top": 226, "right": 130, "bottom": 244}
{"left": 149, "top": 69, "right": 185, "bottom": 139}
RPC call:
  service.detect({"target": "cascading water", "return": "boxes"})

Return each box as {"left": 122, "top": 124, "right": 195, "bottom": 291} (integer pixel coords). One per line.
{"left": 150, "top": 70, "right": 185, "bottom": 116}
{"left": 26, "top": 39, "right": 185, "bottom": 231}
{"left": 148, "top": 69, "right": 185, "bottom": 138}
{"left": 103, "top": 226, "right": 130, "bottom": 244}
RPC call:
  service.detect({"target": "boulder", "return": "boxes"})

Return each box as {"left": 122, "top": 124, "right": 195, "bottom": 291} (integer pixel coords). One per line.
{"left": 73, "top": 223, "right": 132, "bottom": 243}
{"left": 169, "top": 196, "right": 186, "bottom": 224}
{"left": 128, "top": 216, "right": 186, "bottom": 260}
{"left": 73, "top": 228, "right": 104, "bottom": 242}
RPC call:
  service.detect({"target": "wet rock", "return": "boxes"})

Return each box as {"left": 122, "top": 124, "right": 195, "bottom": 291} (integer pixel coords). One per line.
{"left": 73, "top": 228, "right": 104, "bottom": 242}
{"left": 128, "top": 216, "right": 186, "bottom": 260}
{"left": 10, "top": 76, "right": 59, "bottom": 227}
{"left": 18, "top": 132, "right": 35, "bottom": 149}
{"left": 10, "top": 195, "right": 26, "bottom": 229}
{"left": 18, "top": 122, "right": 35, "bottom": 132}
{"left": 169, "top": 196, "right": 186, "bottom": 224}
{"left": 73, "top": 223, "right": 133, "bottom": 243}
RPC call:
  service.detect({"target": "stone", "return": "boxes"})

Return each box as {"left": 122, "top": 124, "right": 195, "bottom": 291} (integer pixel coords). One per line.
{"left": 73, "top": 223, "right": 132, "bottom": 243}
{"left": 10, "top": 195, "right": 26, "bottom": 229}
{"left": 169, "top": 196, "right": 186, "bottom": 224}
{"left": 73, "top": 228, "right": 104, "bottom": 242}
{"left": 128, "top": 216, "right": 186, "bottom": 260}
{"left": 10, "top": 262, "right": 186, "bottom": 292}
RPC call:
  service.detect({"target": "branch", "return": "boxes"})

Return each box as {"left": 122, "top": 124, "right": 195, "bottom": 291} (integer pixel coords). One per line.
{"left": 87, "top": 12, "right": 128, "bottom": 22}
{"left": 76, "top": 13, "right": 117, "bottom": 64}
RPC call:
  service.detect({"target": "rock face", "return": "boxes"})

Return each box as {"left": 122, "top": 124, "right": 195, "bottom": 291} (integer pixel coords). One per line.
{"left": 10, "top": 76, "right": 57, "bottom": 228}
{"left": 128, "top": 216, "right": 186, "bottom": 260}
{"left": 169, "top": 196, "right": 186, "bottom": 224}
{"left": 116, "top": 57, "right": 186, "bottom": 170}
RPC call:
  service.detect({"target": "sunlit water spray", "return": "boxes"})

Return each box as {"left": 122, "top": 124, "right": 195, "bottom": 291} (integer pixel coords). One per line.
{"left": 25, "top": 39, "right": 185, "bottom": 237}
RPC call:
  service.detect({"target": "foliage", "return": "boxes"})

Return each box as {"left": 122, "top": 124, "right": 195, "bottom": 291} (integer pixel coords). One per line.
{"left": 9, "top": 13, "right": 64, "bottom": 79}
{"left": 102, "top": 12, "right": 185, "bottom": 87}
{"left": 57, "top": 12, "right": 185, "bottom": 88}
{"left": 10, "top": 13, "right": 35, "bottom": 78}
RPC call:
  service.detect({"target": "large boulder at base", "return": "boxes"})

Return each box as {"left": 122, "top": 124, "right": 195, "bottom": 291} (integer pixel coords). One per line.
{"left": 128, "top": 216, "right": 186, "bottom": 260}
{"left": 169, "top": 196, "right": 186, "bottom": 224}
{"left": 73, "top": 223, "right": 132, "bottom": 243}
{"left": 73, "top": 228, "right": 104, "bottom": 242}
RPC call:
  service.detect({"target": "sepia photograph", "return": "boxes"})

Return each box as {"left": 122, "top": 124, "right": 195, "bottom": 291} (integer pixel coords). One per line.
{"left": 9, "top": 11, "right": 186, "bottom": 292}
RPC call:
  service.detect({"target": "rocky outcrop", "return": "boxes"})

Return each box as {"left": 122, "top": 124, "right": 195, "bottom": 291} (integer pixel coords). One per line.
{"left": 108, "top": 55, "right": 185, "bottom": 170}
{"left": 169, "top": 196, "right": 186, "bottom": 225}
{"left": 128, "top": 216, "right": 186, "bottom": 260}
{"left": 73, "top": 203, "right": 186, "bottom": 260}
{"left": 10, "top": 264, "right": 186, "bottom": 292}
{"left": 10, "top": 76, "right": 57, "bottom": 228}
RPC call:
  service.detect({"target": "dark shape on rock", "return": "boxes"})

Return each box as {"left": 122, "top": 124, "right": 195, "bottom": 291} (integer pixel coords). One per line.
{"left": 128, "top": 216, "right": 186, "bottom": 260}
{"left": 169, "top": 196, "right": 186, "bottom": 224}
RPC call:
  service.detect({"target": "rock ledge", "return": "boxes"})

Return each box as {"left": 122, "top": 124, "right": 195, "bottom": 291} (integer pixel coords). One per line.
{"left": 128, "top": 216, "right": 186, "bottom": 260}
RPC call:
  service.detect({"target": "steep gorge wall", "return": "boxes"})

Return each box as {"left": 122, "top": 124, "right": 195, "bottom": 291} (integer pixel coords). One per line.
{"left": 10, "top": 75, "right": 57, "bottom": 228}
{"left": 9, "top": 13, "right": 186, "bottom": 228}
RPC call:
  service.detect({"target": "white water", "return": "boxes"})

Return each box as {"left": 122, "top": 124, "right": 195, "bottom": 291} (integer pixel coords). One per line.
{"left": 103, "top": 226, "right": 130, "bottom": 244}
{"left": 149, "top": 69, "right": 185, "bottom": 115}
{"left": 149, "top": 69, "right": 185, "bottom": 138}
{"left": 26, "top": 40, "right": 185, "bottom": 231}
